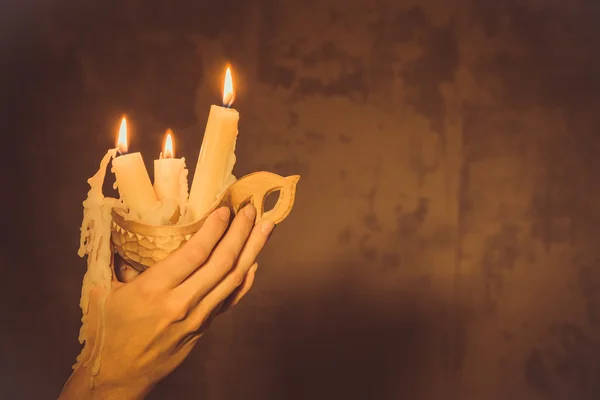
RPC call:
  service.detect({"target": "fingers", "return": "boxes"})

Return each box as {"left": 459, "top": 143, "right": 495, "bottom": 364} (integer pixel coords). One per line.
{"left": 174, "top": 204, "right": 258, "bottom": 305}
{"left": 226, "top": 220, "right": 273, "bottom": 282}
{"left": 186, "top": 220, "right": 273, "bottom": 329}
{"left": 219, "top": 262, "right": 258, "bottom": 314}
{"left": 138, "top": 207, "right": 231, "bottom": 291}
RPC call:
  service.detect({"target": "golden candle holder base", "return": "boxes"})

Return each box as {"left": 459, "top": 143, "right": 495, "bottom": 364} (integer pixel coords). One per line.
{"left": 111, "top": 171, "right": 300, "bottom": 272}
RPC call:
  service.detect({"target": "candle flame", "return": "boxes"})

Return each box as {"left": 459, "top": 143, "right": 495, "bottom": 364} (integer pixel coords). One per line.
{"left": 163, "top": 129, "right": 175, "bottom": 159}
{"left": 223, "top": 66, "right": 235, "bottom": 107}
{"left": 117, "top": 117, "right": 128, "bottom": 153}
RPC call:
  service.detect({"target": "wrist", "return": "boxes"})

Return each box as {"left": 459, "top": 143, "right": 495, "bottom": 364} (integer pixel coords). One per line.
{"left": 60, "top": 366, "right": 152, "bottom": 400}
{"left": 93, "top": 377, "right": 152, "bottom": 400}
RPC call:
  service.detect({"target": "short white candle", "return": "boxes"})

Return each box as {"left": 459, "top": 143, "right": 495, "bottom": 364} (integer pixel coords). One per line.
{"left": 154, "top": 130, "right": 187, "bottom": 201}
{"left": 154, "top": 129, "right": 188, "bottom": 221}
{"left": 111, "top": 117, "right": 158, "bottom": 220}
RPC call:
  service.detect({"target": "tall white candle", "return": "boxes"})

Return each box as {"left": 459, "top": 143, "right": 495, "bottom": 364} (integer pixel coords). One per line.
{"left": 154, "top": 129, "right": 188, "bottom": 221}
{"left": 186, "top": 66, "right": 239, "bottom": 221}
{"left": 111, "top": 117, "right": 159, "bottom": 220}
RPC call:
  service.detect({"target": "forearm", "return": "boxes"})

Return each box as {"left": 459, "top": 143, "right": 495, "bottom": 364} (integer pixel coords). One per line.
{"left": 59, "top": 366, "right": 151, "bottom": 400}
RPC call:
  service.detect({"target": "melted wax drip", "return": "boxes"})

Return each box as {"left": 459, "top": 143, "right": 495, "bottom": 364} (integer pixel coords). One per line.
{"left": 216, "top": 137, "right": 238, "bottom": 200}
{"left": 75, "top": 148, "right": 122, "bottom": 388}
{"left": 178, "top": 157, "right": 189, "bottom": 218}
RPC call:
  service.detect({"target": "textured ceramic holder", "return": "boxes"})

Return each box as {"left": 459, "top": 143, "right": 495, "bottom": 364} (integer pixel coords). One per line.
{"left": 111, "top": 171, "right": 300, "bottom": 272}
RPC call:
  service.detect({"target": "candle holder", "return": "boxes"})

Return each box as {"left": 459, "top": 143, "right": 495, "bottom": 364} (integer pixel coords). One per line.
{"left": 111, "top": 171, "right": 300, "bottom": 272}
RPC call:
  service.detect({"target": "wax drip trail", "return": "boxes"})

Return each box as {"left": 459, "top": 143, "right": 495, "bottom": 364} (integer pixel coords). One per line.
{"left": 178, "top": 157, "right": 189, "bottom": 218}
{"left": 75, "top": 149, "right": 122, "bottom": 389}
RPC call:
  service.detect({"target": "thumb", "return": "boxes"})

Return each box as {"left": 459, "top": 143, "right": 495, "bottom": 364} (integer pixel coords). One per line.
{"left": 114, "top": 255, "right": 141, "bottom": 283}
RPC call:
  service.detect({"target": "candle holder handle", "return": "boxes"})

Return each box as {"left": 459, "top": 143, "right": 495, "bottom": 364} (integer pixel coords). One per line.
{"left": 223, "top": 171, "right": 301, "bottom": 224}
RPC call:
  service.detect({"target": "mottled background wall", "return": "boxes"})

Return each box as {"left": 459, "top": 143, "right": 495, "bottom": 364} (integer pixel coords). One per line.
{"left": 2, "top": 0, "right": 600, "bottom": 399}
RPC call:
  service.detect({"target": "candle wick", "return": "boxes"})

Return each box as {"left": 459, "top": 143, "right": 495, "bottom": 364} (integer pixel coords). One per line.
{"left": 223, "top": 92, "right": 234, "bottom": 108}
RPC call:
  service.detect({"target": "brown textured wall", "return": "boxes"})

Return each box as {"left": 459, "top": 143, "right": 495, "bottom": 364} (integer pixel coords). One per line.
{"left": 3, "top": 0, "right": 600, "bottom": 399}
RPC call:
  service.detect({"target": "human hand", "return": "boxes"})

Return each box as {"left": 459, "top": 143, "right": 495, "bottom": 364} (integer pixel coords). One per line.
{"left": 60, "top": 204, "right": 273, "bottom": 399}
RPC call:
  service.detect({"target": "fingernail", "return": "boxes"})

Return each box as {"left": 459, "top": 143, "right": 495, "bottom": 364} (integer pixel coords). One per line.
{"left": 244, "top": 204, "right": 256, "bottom": 220}
{"left": 216, "top": 207, "right": 230, "bottom": 222}
{"left": 261, "top": 221, "right": 275, "bottom": 235}
{"left": 250, "top": 262, "right": 259, "bottom": 274}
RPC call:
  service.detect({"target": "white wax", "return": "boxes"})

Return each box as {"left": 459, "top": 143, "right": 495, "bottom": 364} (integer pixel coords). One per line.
{"left": 186, "top": 105, "right": 239, "bottom": 221}
{"left": 154, "top": 157, "right": 186, "bottom": 201}
{"left": 75, "top": 148, "right": 122, "bottom": 387}
{"left": 153, "top": 157, "right": 189, "bottom": 224}
{"left": 112, "top": 152, "right": 158, "bottom": 220}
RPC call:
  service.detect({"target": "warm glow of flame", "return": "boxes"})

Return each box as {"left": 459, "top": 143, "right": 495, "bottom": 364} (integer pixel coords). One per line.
{"left": 163, "top": 129, "right": 174, "bottom": 159}
{"left": 117, "top": 116, "right": 128, "bottom": 153}
{"left": 223, "top": 66, "right": 235, "bottom": 107}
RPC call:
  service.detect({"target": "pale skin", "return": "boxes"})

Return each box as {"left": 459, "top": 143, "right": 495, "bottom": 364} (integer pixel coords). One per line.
{"left": 59, "top": 204, "right": 273, "bottom": 399}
